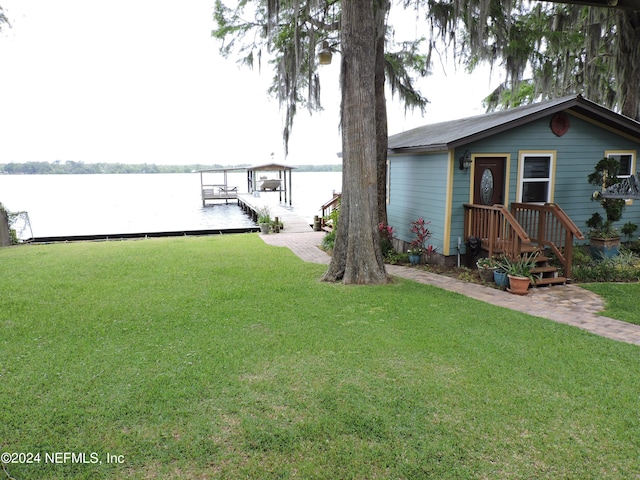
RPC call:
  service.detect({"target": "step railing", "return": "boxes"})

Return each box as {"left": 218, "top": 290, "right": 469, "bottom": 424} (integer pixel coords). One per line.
{"left": 463, "top": 204, "right": 531, "bottom": 259}
{"left": 510, "top": 203, "right": 584, "bottom": 280}
{"left": 320, "top": 193, "right": 341, "bottom": 229}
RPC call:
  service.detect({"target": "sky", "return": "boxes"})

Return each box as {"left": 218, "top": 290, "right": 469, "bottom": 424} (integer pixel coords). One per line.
{"left": 0, "top": 1, "right": 501, "bottom": 166}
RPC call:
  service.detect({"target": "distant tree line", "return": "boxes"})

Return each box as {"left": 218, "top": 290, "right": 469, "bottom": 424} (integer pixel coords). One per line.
{"left": 0, "top": 161, "right": 341, "bottom": 175}
{"left": 295, "top": 164, "right": 341, "bottom": 172}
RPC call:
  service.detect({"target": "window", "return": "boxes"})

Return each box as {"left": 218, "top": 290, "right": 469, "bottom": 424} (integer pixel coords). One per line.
{"left": 607, "top": 152, "right": 634, "bottom": 178}
{"left": 518, "top": 153, "right": 554, "bottom": 203}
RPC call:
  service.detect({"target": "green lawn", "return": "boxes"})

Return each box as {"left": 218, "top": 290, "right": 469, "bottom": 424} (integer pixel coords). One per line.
{"left": 1, "top": 235, "right": 639, "bottom": 479}
{"left": 582, "top": 282, "right": 640, "bottom": 326}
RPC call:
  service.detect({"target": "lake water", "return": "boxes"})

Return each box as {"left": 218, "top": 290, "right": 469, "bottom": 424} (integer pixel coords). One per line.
{"left": 0, "top": 172, "right": 342, "bottom": 238}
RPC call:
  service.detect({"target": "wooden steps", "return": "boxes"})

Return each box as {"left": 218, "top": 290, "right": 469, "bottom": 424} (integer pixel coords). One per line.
{"left": 479, "top": 240, "right": 568, "bottom": 287}
{"left": 530, "top": 255, "right": 567, "bottom": 287}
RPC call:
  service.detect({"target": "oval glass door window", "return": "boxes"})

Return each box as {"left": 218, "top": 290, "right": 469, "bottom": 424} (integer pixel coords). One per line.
{"left": 480, "top": 169, "right": 494, "bottom": 205}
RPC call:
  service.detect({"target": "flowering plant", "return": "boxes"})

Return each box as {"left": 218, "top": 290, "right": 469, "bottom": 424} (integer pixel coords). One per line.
{"left": 408, "top": 217, "right": 432, "bottom": 254}
{"left": 378, "top": 222, "right": 396, "bottom": 257}
{"left": 378, "top": 222, "right": 394, "bottom": 239}
{"left": 477, "top": 256, "right": 498, "bottom": 268}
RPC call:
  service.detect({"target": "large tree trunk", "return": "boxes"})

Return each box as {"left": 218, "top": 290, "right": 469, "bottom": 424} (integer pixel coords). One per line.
{"left": 0, "top": 208, "right": 11, "bottom": 247}
{"left": 321, "top": 0, "right": 389, "bottom": 284}
{"left": 375, "top": 0, "right": 390, "bottom": 227}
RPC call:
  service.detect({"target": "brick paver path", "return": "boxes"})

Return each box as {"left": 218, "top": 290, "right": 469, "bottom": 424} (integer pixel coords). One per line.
{"left": 261, "top": 231, "right": 640, "bottom": 346}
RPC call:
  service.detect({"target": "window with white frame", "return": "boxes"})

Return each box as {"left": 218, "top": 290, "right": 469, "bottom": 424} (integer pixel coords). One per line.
{"left": 519, "top": 153, "right": 554, "bottom": 203}
{"left": 607, "top": 152, "right": 634, "bottom": 178}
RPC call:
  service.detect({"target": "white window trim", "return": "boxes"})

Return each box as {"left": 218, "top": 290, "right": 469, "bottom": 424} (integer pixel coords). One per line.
{"left": 386, "top": 159, "right": 390, "bottom": 204}
{"left": 605, "top": 150, "right": 637, "bottom": 205}
{"left": 605, "top": 150, "right": 636, "bottom": 179}
{"left": 517, "top": 151, "right": 556, "bottom": 204}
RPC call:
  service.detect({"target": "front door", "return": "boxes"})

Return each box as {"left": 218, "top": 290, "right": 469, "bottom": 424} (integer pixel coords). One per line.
{"left": 473, "top": 157, "right": 505, "bottom": 206}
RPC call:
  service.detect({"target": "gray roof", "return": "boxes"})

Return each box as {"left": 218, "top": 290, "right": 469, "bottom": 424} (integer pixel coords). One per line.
{"left": 388, "top": 95, "right": 640, "bottom": 154}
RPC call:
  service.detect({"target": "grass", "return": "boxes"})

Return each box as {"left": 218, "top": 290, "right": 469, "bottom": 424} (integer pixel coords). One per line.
{"left": 582, "top": 282, "right": 640, "bottom": 326}
{"left": 1, "top": 235, "right": 640, "bottom": 479}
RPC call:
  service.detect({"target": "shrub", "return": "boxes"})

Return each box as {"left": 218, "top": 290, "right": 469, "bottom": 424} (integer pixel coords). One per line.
{"left": 378, "top": 222, "right": 396, "bottom": 258}
{"left": 621, "top": 222, "right": 638, "bottom": 241}
{"left": 321, "top": 202, "right": 340, "bottom": 252}
{"left": 384, "top": 251, "right": 409, "bottom": 265}
{"left": 321, "top": 229, "right": 336, "bottom": 252}
{"left": 572, "top": 247, "right": 640, "bottom": 283}
{"left": 586, "top": 157, "right": 626, "bottom": 239}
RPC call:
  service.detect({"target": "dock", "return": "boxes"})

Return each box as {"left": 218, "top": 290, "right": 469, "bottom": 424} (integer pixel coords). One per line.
{"left": 238, "top": 194, "right": 314, "bottom": 233}
{"left": 199, "top": 164, "right": 315, "bottom": 234}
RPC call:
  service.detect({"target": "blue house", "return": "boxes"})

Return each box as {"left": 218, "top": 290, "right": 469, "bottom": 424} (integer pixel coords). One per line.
{"left": 386, "top": 95, "right": 640, "bottom": 280}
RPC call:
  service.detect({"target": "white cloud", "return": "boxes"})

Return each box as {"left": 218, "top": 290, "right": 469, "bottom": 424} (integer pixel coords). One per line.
{"left": 0, "top": 0, "right": 500, "bottom": 166}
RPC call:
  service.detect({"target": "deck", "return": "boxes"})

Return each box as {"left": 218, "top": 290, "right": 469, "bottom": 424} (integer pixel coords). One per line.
{"left": 238, "top": 194, "right": 313, "bottom": 233}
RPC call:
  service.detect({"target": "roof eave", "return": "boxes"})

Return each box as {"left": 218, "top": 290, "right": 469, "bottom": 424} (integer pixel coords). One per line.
{"left": 388, "top": 95, "right": 640, "bottom": 155}
{"left": 568, "top": 103, "right": 640, "bottom": 140}
{"left": 389, "top": 143, "right": 450, "bottom": 155}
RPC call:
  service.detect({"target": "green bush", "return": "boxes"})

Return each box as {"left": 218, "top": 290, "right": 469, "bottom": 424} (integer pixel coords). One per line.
{"left": 321, "top": 229, "right": 336, "bottom": 251}
{"left": 321, "top": 203, "right": 340, "bottom": 252}
{"left": 572, "top": 246, "right": 640, "bottom": 283}
{"left": 384, "top": 250, "right": 408, "bottom": 264}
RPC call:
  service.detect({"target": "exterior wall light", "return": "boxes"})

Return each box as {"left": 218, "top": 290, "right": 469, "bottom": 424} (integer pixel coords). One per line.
{"left": 459, "top": 150, "right": 472, "bottom": 170}
{"left": 318, "top": 41, "right": 333, "bottom": 65}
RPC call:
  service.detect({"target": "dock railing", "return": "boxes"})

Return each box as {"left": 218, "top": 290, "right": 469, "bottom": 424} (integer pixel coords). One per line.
{"left": 510, "top": 203, "right": 584, "bottom": 279}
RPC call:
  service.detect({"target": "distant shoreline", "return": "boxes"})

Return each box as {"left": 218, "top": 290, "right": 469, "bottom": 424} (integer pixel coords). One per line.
{"left": 0, "top": 162, "right": 342, "bottom": 175}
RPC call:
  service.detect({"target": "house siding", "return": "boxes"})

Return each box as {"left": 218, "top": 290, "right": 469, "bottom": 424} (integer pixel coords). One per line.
{"left": 387, "top": 153, "right": 449, "bottom": 252}
{"left": 461, "top": 113, "right": 640, "bottom": 243}
{"left": 389, "top": 110, "right": 640, "bottom": 259}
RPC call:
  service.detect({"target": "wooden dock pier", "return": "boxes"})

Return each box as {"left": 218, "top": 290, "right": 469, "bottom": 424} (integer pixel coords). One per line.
{"left": 199, "top": 164, "right": 315, "bottom": 234}
{"left": 238, "top": 194, "right": 313, "bottom": 233}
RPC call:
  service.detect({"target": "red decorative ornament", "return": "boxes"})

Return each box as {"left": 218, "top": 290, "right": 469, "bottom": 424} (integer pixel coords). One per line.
{"left": 551, "top": 112, "right": 570, "bottom": 137}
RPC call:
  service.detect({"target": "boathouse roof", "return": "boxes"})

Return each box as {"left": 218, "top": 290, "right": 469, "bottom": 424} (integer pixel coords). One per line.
{"left": 248, "top": 163, "right": 296, "bottom": 171}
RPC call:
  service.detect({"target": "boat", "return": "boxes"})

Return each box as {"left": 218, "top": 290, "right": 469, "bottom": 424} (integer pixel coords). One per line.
{"left": 260, "top": 179, "right": 281, "bottom": 191}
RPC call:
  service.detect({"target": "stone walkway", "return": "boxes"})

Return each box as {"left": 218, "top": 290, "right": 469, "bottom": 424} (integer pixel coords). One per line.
{"left": 261, "top": 231, "right": 640, "bottom": 346}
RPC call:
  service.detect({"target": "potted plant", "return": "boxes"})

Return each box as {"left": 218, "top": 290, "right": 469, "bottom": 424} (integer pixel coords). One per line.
{"left": 257, "top": 206, "right": 272, "bottom": 234}
{"left": 587, "top": 157, "right": 626, "bottom": 259}
{"left": 493, "top": 268, "right": 509, "bottom": 290}
{"left": 587, "top": 216, "right": 620, "bottom": 260}
{"left": 271, "top": 217, "right": 283, "bottom": 233}
{"left": 407, "top": 247, "right": 423, "bottom": 265}
{"left": 496, "top": 252, "right": 539, "bottom": 295}
{"left": 407, "top": 217, "right": 433, "bottom": 266}
{"left": 476, "top": 256, "right": 498, "bottom": 282}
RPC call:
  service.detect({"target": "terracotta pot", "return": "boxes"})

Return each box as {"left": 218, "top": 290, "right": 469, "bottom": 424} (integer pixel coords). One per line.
{"left": 507, "top": 275, "right": 530, "bottom": 295}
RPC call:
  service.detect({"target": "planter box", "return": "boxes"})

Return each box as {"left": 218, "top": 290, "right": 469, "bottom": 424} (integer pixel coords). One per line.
{"left": 589, "top": 237, "right": 620, "bottom": 260}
